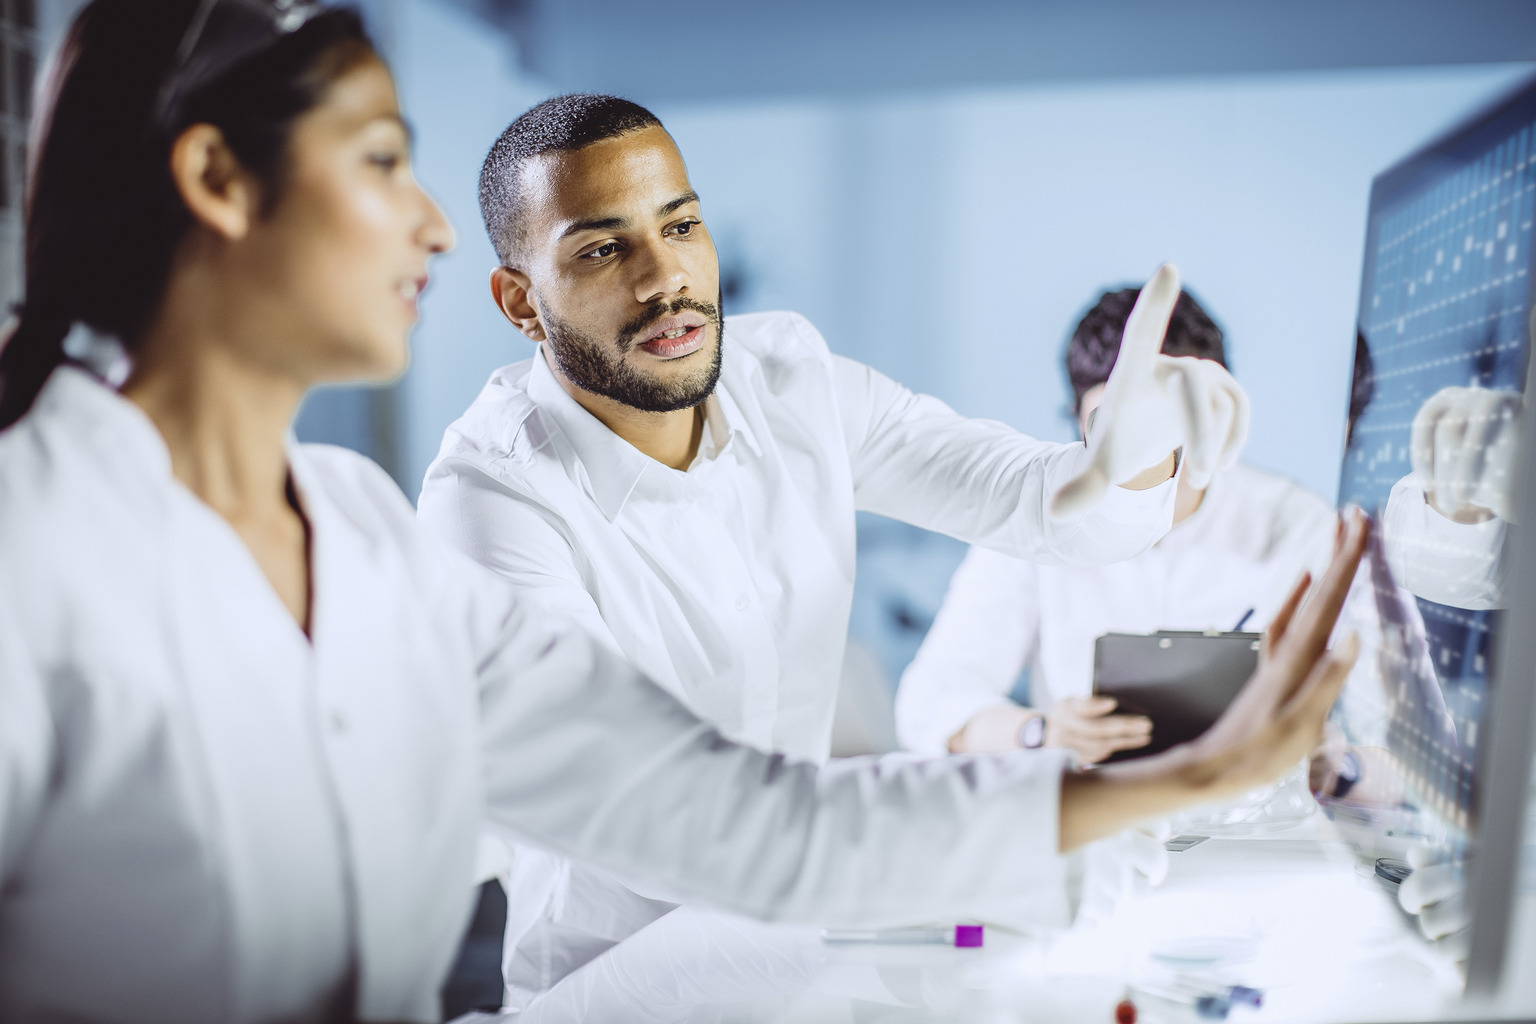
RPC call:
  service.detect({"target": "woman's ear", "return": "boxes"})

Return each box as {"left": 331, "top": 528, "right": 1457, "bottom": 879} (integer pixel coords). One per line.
{"left": 490, "top": 266, "right": 546, "bottom": 342}
{"left": 169, "top": 123, "right": 258, "bottom": 241}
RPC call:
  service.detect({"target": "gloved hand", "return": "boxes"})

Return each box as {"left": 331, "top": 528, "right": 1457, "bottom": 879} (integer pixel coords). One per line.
{"left": 1051, "top": 264, "right": 1251, "bottom": 519}
{"left": 1397, "top": 844, "right": 1468, "bottom": 959}
{"left": 1409, "top": 385, "right": 1523, "bottom": 524}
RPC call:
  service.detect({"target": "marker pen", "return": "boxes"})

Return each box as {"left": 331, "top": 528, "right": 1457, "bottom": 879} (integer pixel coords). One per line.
{"left": 821, "top": 924, "right": 984, "bottom": 947}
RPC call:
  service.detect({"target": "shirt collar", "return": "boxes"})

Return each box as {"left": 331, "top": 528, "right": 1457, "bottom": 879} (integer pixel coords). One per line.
{"left": 38, "top": 365, "right": 175, "bottom": 484}
{"left": 41, "top": 364, "right": 324, "bottom": 523}
{"left": 526, "top": 343, "right": 760, "bottom": 521}
{"left": 527, "top": 347, "right": 649, "bottom": 521}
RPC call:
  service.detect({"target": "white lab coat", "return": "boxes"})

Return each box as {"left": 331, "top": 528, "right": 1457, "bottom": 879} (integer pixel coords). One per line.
{"left": 895, "top": 463, "right": 1338, "bottom": 753}
{"left": 0, "top": 367, "right": 1082, "bottom": 1024}
{"left": 420, "top": 310, "right": 1177, "bottom": 763}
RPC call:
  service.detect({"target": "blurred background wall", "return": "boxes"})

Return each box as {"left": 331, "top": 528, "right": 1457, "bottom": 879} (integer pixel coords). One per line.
{"left": 31, "top": 0, "right": 1536, "bottom": 694}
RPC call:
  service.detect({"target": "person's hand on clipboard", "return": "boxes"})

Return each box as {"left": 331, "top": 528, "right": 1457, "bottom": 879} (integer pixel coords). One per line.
{"left": 1041, "top": 696, "right": 1152, "bottom": 765}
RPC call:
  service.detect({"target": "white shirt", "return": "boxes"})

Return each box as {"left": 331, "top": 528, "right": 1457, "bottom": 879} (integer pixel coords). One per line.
{"left": 895, "top": 463, "right": 1338, "bottom": 753}
{"left": 419, "top": 310, "right": 1177, "bottom": 762}
{"left": 0, "top": 367, "right": 1087, "bottom": 1024}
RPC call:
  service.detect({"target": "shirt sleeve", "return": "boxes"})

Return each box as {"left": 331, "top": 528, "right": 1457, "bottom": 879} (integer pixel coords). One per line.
{"left": 894, "top": 547, "right": 1040, "bottom": 752}
{"left": 418, "top": 457, "right": 627, "bottom": 658}
{"left": 465, "top": 574, "right": 1074, "bottom": 930}
{"left": 0, "top": 590, "right": 51, "bottom": 889}
{"left": 827, "top": 340, "right": 1174, "bottom": 567}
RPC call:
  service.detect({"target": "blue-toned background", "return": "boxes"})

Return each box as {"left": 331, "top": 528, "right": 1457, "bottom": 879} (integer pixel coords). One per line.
{"left": 40, "top": 0, "right": 1536, "bottom": 697}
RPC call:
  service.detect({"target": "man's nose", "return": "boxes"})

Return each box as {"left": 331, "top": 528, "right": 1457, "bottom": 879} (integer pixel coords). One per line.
{"left": 632, "top": 236, "right": 688, "bottom": 305}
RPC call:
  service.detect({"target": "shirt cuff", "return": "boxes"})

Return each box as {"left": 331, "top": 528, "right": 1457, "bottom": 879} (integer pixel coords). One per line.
{"left": 1094, "top": 461, "right": 1180, "bottom": 528}
{"left": 1046, "top": 440, "right": 1180, "bottom": 529}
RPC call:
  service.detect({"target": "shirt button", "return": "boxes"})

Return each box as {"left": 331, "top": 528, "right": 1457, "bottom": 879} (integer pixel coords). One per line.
{"left": 735, "top": 595, "right": 750, "bottom": 611}
{"left": 327, "top": 707, "right": 349, "bottom": 735}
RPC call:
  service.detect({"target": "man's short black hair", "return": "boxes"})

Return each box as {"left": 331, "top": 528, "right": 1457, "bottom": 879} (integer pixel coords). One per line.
{"left": 1064, "top": 286, "right": 1227, "bottom": 413}
{"left": 479, "top": 93, "right": 664, "bottom": 266}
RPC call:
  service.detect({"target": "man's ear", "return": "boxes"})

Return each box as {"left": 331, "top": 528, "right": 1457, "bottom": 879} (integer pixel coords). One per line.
{"left": 490, "top": 266, "right": 546, "bottom": 342}
{"left": 169, "top": 124, "right": 258, "bottom": 241}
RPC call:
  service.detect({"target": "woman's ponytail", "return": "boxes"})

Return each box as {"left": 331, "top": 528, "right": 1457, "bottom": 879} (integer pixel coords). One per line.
{"left": 0, "top": 306, "right": 71, "bottom": 430}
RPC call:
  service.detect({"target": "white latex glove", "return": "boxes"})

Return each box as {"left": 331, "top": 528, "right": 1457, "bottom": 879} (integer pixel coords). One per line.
{"left": 1051, "top": 264, "right": 1251, "bottom": 519}
{"left": 1409, "top": 385, "right": 1523, "bottom": 524}
{"left": 1397, "top": 844, "right": 1468, "bottom": 958}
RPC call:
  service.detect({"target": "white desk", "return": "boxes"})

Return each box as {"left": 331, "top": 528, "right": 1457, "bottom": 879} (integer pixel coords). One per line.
{"left": 503, "top": 813, "right": 1533, "bottom": 1023}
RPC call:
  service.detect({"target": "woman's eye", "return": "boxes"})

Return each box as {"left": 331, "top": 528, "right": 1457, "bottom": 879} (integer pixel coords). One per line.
{"left": 368, "top": 153, "right": 402, "bottom": 172}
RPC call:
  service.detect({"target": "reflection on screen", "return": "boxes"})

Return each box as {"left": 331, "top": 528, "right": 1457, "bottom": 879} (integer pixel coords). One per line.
{"left": 1338, "top": 90, "right": 1533, "bottom": 854}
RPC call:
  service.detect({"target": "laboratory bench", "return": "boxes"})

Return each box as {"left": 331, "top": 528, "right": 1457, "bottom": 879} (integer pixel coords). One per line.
{"left": 473, "top": 808, "right": 1536, "bottom": 1024}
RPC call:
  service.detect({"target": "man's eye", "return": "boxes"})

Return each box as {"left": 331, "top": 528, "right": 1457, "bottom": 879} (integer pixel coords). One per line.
{"left": 584, "top": 242, "right": 621, "bottom": 259}
{"left": 672, "top": 221, "right": 697, "bottom": 236}
{"left": 368, "top": 153, "right": 402, "bottom": 172}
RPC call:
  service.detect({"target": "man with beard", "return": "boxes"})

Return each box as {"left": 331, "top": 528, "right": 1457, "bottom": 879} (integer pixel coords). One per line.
{"left": 418, "top": 94, "right": 1250, "bottom": 1008}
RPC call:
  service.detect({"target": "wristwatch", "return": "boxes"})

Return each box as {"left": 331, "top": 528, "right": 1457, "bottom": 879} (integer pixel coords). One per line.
{"left": 1018, "top": 714, "right": 1047, "bottom": 750}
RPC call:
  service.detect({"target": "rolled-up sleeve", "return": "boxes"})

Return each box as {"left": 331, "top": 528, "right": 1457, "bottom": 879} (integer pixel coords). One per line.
{"left": 830, "top": 347, "right": 1174, "bottom": 566}
{"left": 467, "top": 576, "right": 1073, "bottom": 930}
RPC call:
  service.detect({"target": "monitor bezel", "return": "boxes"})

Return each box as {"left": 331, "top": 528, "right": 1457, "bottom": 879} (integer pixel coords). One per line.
{"left": 1352, "top": 71, "right": 1536, "bottom": 1001}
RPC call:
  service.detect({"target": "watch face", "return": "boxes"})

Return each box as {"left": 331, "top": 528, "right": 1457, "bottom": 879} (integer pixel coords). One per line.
{"left": 1020, "top": 715, "right": 1046, "bottom": 749}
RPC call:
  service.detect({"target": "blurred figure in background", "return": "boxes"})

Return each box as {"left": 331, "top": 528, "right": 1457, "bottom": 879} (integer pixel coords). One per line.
{"left": 897, "top": 287, "right": 1338, "bottom": 762}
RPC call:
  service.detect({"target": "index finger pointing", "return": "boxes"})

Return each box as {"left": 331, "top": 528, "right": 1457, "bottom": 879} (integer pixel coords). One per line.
{"left": 1111, "top": 263, "right": 1181, "bottom": 384}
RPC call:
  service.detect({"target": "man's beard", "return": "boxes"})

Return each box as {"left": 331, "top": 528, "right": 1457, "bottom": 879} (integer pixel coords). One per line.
{"left": 544, "top": 293, "right": 725, "bottom": 414}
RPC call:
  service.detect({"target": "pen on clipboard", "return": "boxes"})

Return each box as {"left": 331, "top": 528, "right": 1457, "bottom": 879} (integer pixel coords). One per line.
{"left": 1230, "top": 608, "right": 1255, "bottom": 632}
{"left": 821, "top": 924, "right": 984, "bottom": 947}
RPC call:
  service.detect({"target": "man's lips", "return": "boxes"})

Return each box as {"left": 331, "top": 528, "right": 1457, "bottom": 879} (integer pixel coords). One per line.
{"left": 635, "top": 313, "right": 709, "bottom": 359}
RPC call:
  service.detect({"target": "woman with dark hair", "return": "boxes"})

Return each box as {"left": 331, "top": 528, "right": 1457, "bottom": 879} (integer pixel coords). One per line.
{"left": 0, "top": 3, "right": 1366, "bottom": 1022}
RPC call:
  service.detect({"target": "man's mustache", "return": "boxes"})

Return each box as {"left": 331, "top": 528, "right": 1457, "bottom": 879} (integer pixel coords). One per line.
{"left": 617, "top": 298, "right": 720, "bottom": 352}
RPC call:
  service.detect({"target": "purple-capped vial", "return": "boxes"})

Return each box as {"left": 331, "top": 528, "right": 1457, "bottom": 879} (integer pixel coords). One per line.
{"left": 954, "top": 925, "right": 984, "bottom": 948}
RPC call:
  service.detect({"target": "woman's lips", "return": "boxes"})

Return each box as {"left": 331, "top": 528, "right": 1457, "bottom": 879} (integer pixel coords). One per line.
{"left": 637, "top": 325, "right": 704, "bottom": 359}
{"left": 398, "top": 276, "right": 428, "bottom": 314}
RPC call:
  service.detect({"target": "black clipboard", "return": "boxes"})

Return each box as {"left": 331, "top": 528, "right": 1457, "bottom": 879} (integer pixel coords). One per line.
{"left": 1091, "top": 630, "right": 1262, "bottom": 763}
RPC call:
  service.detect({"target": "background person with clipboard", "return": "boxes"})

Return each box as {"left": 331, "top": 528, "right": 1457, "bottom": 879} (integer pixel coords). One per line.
{"left": 896, "top": 285, "right": 1339, "bottom": 764}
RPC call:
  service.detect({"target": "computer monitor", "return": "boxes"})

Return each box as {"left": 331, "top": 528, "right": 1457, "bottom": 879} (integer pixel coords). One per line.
{"left": 1337, "top": 73, "right": 1536, "bottom": 999}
